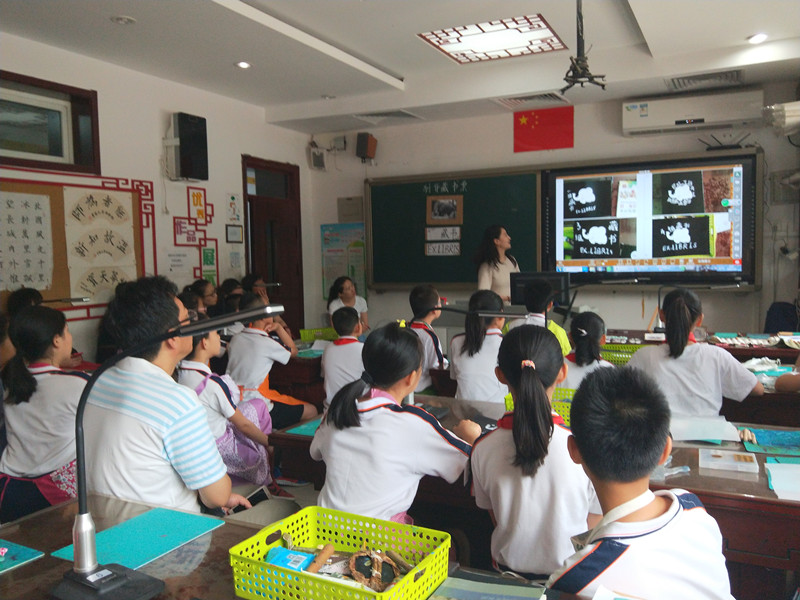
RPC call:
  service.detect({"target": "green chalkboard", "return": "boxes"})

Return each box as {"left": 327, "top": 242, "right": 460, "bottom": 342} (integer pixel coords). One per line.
{"left": 366, "top": 169, "right": 538, "bottom": 288}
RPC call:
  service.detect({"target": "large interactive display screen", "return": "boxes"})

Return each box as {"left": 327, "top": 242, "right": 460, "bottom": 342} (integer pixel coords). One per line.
{"left": 541, "top": 150, "right": 761, "bottom": 287}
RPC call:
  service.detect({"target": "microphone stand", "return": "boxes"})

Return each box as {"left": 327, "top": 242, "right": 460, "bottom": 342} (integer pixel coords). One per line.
{"left": 51, "top": 303, "right": 285, "bottom": 600}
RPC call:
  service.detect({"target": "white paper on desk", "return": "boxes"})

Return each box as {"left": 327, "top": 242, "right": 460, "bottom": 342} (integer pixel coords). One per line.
{"left": 592, "top": 585, "right": 640, "bottom": 600}
{"left": 765, "top": 463, "right": 800, "bottom": 501}
{"left": 669, "top": 417, "right": 740, "bottom": 442}
{"left": 310, "top": 340, "right": 331, "bottom": 351}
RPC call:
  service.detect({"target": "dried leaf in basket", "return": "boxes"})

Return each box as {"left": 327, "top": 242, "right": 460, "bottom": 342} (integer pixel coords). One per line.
{"left": 348, "top": 550, "right": 400, "bottom": 592}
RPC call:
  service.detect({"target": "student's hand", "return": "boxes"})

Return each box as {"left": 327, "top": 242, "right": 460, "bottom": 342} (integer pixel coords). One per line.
{"left": 62, "top": 353, "right": 83, "bottom": 368}
{"left": 453, "top": 419, "right": 482, "bottom": 445}
{"left": 265, "top": 321, "right": 281, "bottom": 333}
{"left": 223, "top": 493, "right": 252, "bottom": 514}
{"left": 739, "top": 428, "right": 757, "bottom": 444}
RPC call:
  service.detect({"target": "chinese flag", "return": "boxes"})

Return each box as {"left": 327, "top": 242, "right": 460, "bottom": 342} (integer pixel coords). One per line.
{"left": 513, "top": 106, "right": 574, "bottom": 152}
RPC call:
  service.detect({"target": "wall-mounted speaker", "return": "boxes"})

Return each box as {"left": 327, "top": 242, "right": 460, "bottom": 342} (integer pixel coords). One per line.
{"left": 307, "top": 145, "right": 326, "bottom": 171}
{"left": 356, "top": 132, "right": 377, "bottom": 160}
{"left": 165, "top": 112, "right": 208, "bottom": 180}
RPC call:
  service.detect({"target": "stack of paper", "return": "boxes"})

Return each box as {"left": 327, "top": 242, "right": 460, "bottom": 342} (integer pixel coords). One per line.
{"left": 765, "top": 459, "right": 800, "bottom": 501}
{"left": 670, "top": 417, "right": 740, "bottom": 442}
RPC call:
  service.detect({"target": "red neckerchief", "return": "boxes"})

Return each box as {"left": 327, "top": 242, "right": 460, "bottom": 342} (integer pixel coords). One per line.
{"left": 410, "top": 321, "right": 431, "bottom": 331}
{"left": 333, "top": 337, "right": 359, "bottom": 346}
{"left": 497, "top": 410, "right": 565, "bottom": 429}
{"left": 565, "top": 352, "right": 577, "bottom": 364}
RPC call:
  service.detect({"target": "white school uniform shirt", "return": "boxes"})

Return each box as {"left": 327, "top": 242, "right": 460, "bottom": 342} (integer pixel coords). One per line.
{"left": 449, "top": 328, "right": 508, "bottom": 403}
{"left": 477, "top": 259, "right": 519, "bottom": 301}
{"left": 547, "top": 489, "right": 734, "bottom": 600}
{"left": 471, "top": 412, "right": 600, "bottom": 575}
{"left": 178, "top": 360, "right": 239, "bottom": 439}
{"left": 558, "top": 353, "right": 614, "bottom": 392}
{"left": 226, "top": 327, "right": 291, "bottom": 408}
{"left": 0, "top": 365, "right": 88, "bottom": 477}
{"left": 327, "top": 295, "right": 368, "bottom": 316}
{"left": 410, "top": 321, "right": 447, "bottom": 392}
{"left": 320, "top": 337, "right": 364, "bottom": 407}
{"left": 627, "top": 343, "right": 758, "bottom": 417}
{"left": 309, "top": 389, "right": 471, "bottom": 521}
{"left": 84, "top": 357, "right": 226, "bottom": 513}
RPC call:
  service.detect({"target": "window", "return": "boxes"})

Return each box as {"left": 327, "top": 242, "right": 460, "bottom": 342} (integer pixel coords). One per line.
{"left": 0, "top": 70, "right": 100, "bottom": 174}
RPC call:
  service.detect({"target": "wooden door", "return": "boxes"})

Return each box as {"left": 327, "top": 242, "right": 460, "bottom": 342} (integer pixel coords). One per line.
{"left": 242, "top": 156, "right": 304, "bottom": 333}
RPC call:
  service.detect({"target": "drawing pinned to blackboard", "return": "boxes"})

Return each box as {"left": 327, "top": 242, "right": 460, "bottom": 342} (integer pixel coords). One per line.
{"left": 427, "top": 195, "right": 463, "bottom": 225}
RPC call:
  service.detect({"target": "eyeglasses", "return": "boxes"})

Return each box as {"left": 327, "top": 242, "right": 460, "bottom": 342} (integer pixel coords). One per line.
{"left": 204, "top": 290, "right": 218, "bottom": 297}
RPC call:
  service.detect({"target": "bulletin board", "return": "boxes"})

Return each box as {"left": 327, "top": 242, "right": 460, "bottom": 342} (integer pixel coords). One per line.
{"left": 366, "top": 168, "right": 539, "bottom": 289}
{"left": 0, "top": 166, "right": 154, "bottom": 311}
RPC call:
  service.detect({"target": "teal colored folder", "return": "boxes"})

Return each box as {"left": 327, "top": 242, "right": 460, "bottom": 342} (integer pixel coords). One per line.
{"left": 285, "top": 415, "right": 323, "bottom": 437}
{"left": 0, "top": 539, "right": 44, "bottom": 574}
{"left": 52, "top": 507, "right": 223, "bottom": 570}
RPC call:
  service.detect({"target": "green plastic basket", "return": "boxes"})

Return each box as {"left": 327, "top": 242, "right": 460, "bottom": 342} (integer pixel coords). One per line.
{"left": 229, "top": 506, "right": 450, "bottom": 600}
{"left": 600, "top": 343, "right": 643, "bottom": 366}
{"left": 300, "top": 327, "right": 338, "bottom": 342}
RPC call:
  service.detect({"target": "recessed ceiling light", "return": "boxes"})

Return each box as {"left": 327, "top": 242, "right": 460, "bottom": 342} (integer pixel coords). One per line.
{"left": 235, "top": 61, "right": 252, "bottom": 69}
{"left": 321, "top": 94, "right": 336, "bottom": 100}
{"left": 110, "top": 15, "right": 136, "bottom": 26}
{"left": 747, "top": 33, "right": 768, "bottom": 44}
{"left": 418, "top": 15, "right": 565, "bottom": 64}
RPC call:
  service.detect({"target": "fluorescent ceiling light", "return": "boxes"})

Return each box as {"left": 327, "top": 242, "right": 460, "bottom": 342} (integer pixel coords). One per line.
{"left": 419, "top": 15, "right": 565, "bottom": 64}
{"left": 747, "top": 33, "right": 768, "bottom": 44}
{"left": 235, "top": 61, "right": 252, "bottom": 69}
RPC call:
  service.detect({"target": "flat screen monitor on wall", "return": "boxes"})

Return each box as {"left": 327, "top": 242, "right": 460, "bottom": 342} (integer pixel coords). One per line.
{"left": 540, "top": 149, "right": 762, "bottom": 288}
{"left": 510, "top": 271, "right": 571, "bottom": 308}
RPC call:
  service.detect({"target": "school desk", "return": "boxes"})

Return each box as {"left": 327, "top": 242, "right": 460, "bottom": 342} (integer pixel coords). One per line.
{"left": 269, "top": 355, "right": 325, "bottom": 410}
{"left": 0, "top": 493, "right": 263, "bottom": 600}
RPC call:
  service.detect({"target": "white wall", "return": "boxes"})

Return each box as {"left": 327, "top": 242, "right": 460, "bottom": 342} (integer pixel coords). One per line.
{"left": 306, "top": 82, "right": 800, "bottom": 338}
{"left": 2, "top": 34, "right": 310, "bottom": 358}
{"left": 3, "top": 33, "right": 799, "bottom": 356}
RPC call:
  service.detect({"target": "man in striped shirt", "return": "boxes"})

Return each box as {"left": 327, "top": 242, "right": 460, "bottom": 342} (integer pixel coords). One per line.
{"left": 84, "top": 276, "right": 248, "bottom": 513}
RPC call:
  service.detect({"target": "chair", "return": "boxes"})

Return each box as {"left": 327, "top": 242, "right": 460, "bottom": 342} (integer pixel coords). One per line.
{"left": 551, "top": 388, "right": 576, "bottom": 428}
{"left": 764, "top": 301, "right": 800, "bottom": 333}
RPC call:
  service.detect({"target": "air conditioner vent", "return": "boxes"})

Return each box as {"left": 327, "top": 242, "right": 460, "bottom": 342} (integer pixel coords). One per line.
{"left": 353, "top": 110, "right": 421, "bottom": 125}
{"left": 666, "top": 70, "right": 744, "bottom": 92}
{"left": 494, "top": 92, "right": 570, "bottom": 110}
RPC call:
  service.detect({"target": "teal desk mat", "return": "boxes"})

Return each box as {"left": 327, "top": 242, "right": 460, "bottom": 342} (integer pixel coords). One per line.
{"left": 284, "top": 415, "right": 323, "bottom": 437}
{"left": 767, "top": 456, "right": 800, "bottom": 464}
{"left": 52, "top": 507, "right": 223, "bottom": 570}
{"left": 0, "top": 539, "right": 44, "bottom": 574}
{"left": 297, "top": 349, "right": 323, "bottom": 358}
{"left": 741, "top": 428, "right": 800, "bottom": 456}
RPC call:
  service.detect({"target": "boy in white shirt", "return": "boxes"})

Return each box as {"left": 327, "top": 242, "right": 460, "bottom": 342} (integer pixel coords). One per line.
{"left": 547, "top": 366, "right": 734, "bottom": 600}
{"left": 321, "top": 307, "right": 364, "bottom": 408}
{"left": 408, "top": 284, "right": 447, "bottom": 394}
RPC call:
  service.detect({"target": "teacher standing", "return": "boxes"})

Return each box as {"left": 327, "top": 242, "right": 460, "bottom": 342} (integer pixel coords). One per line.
{"left": 474, "top": 225, "right": 519, "bottom": 302}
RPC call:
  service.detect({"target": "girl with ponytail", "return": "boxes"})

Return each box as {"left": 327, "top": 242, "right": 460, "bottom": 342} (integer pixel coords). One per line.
{"left": 311, "top": 322, "right": 472, "bottom": 523}
{"left": 449, "top": 289, "right": 508, "bottom": 403}
{"left": 628, "top": 287, "right": 763, "bottom": 417}
{"left": 558, "top": 311, "right": 614, "bottom": 391}
{"left": 0, "top": 306, "right": 89, "bottom": 522}
{"left": 469, "top": 325, "right": 600, "bottom": 579}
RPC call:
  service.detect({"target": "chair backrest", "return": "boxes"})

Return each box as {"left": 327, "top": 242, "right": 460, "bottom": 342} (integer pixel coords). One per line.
{"left": 764, "top": 301, "right": 800, "bottom": 333}
{"left": 551, "top": 400, "right": 572, "bottom": 427}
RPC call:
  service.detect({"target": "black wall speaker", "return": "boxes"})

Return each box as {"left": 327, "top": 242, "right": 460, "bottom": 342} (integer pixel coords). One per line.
{"left": 356, "top": 132, "right": 377, "bottom": 160}
{"left": 170, "top": 112, "right": 208, "bottom": 180}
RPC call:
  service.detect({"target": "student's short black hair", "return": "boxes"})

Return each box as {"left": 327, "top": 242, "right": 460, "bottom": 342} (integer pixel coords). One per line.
{"left": 331, "top": 307, "right": 359, "bottom": 337}
{"left": 570, "top": 366, "right": 671, "bottom": 483}
{"left": 523, "top": 279, "right": 555, "bottom": 313}
{"left": 104, "top": 276, "right": 180, "bottom": 361}
{"left": 409, "top": 284, "right": 439, "bottom": 319}
{"left": 239, "top": 292, "right": 266, "bottom": 312}
{"left": 241, "top": 273, "right": 264, "bottom": 292}
{"left": 6, "top": 287, "right": 44, "bottom": 318}
{"left": 177, "top": 290, "right": 200, "bottom": 312}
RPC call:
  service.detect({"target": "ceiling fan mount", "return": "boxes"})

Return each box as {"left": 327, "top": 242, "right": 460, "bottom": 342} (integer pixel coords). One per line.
{"left": 561, "top": 0, "right": 606, "bottom": 94}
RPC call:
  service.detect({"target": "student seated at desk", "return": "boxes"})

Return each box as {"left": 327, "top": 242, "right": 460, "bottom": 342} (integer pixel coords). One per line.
{"left": 0, "top": 306, "right": 87, "bottom": 522}
{"left": 506, "top": 279, "right": 571, "bottom": 356}
{"left": 547, "top": 366, "right": 734, "bottom": 600}
{"left": 558, "top": 312, "right": 613, "bottom": 391}
{"left": 327, "top": 276, "right": 369, "bottom": 332}
{"left": 775, "top": 353, "right": 800, "bottom": 392}
{"left": 467, "top": 326, "right": 600, "bottom": 579}
{"left": 409, "top": 284, "right": 447, "bottom": 394}
{"left": 450, "top": 290, "right": 508, "bottom": 404}
{"left": 83, "top": 276, "right": 249, "bottom": 514}
{"left": 310, "top": 322, "right": 472, "bottom": 522}
{"left": 227, "top": 293, "right": 318, "bottom": 429}
{"left": 178, "top": 313, "right": 277, "bottom": 490}
{"left": 627, "top": 287, "right": 763, "bottom": 418}
{"left": 321, "top": 307, "right": 364, "bottom": 409}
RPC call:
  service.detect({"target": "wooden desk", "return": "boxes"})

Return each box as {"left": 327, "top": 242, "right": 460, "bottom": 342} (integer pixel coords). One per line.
{"left": 270, "top": 355, "right": 325, "bottom": 410}
{"left": 653, "top": 435, "right": 800, "bottom": 600}
{"left": 0, "top": 494, "right": 262, "bottom": 600}
{"left": 721, "top": 389, "right": 800, "bottom": 427}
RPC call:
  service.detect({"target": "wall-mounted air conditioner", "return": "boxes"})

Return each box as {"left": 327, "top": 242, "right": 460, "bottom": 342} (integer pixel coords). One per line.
{"left": 622, "top": 90, "right": 764, "bottom": 136}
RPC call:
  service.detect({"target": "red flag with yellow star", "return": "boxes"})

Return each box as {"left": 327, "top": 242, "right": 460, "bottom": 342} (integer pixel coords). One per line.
{"left": 513, "top": 106, "right": 574, "bottom": 152}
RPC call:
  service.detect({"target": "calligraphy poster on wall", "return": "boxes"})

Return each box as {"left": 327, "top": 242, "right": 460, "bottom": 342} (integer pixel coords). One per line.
{"left": 0, "top": 191, "right": 54, "bottom": 290}
{"left": 63, "top": 187, "right": 138, "bottom": 302}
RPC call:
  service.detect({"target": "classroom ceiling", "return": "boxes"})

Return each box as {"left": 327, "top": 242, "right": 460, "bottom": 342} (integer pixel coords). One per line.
{"left": 1, "top": 0, "right": 799, "bottom": 135}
